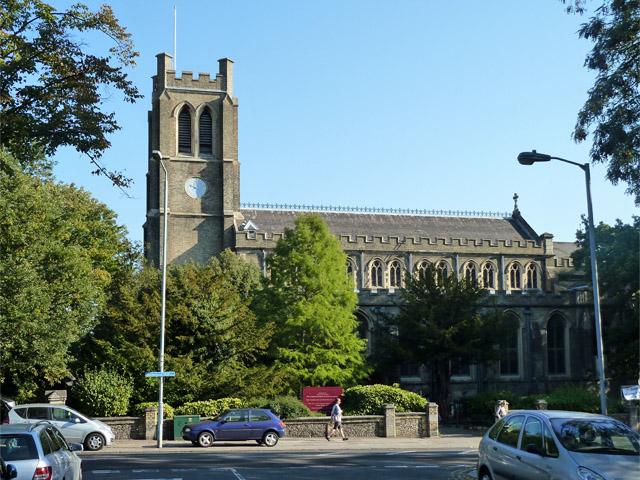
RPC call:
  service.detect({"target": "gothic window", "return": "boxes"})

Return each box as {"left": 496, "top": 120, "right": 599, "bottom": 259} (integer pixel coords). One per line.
{"left": 178, "top": 106, "right": 192, "bottom": 154}
{"left": 525, "top": 263, "right": 540, "bottom": 289}
{"left": 346, "top": 258, "right": 357, "bottom": 287}
{"left": 499, "top": 314, "right": 520, "bottom": 376}
{"left": 547, "top": 314, "right": 567, "bottom": 375}
{"left": 415, "top": 259, "right": 430, "bottom": 279}
{"left": 389, "top": 260, "right": 402, "bottom": 288}
{"left": 482, "top": 262, "right": 496, "bottom": 289}
{"left": 464, "top": 262, "right": 478, "bottom": 286}
{"left": 450, "top": 358, "right": 471, "bottom": 377}
{"left": 199, "top": 108, "right": 213, "bottom": 154}
{"left": 508, "top": 262, "right": 522, "bottom": 290}
{"left": 370, "top": 260, "right": 384, "bottom": 288}
{"left": 436, "top": 260, "right": 449, "bottom": 285}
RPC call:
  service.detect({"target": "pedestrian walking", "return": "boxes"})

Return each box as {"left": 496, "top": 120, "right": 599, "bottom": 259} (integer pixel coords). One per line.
{"left": 326, "top": 397, "right": 348, "bottom": 441}
{"left": 494, "top": 400, "right": 509, "bottom": 421}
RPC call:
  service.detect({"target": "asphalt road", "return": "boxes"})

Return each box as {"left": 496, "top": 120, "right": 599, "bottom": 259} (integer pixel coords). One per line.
{"left": 80, "top": 449, "right": 478, "bottom": 479}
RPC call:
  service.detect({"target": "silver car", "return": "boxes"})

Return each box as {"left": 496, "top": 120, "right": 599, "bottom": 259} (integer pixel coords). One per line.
{"left": 478, "top": 410, "right": 640, "bottom": 480}
{"left": 0, "top": 422, "right": 82, "bottom": 480}
{"left": 8, "top": 404, "right": 114, "bottom": 451}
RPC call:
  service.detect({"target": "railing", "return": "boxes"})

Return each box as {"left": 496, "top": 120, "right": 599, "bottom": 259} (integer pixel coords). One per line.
{"left": 240, "top": 202, "right": 510, "bottom": 218}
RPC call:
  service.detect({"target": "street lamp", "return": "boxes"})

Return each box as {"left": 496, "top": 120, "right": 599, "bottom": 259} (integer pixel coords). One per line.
{"left": 517, "top": 150, "right": 607, "bottom": 415}
{"left": 152, "top": 150, "right": 169, "bottom": 447}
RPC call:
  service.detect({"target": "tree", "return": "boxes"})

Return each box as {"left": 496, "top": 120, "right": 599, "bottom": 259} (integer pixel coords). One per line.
{"left": 562, "top": 0, "right": 640, "bottom": 204}
{"left": 0, "top": 150, "right": 134, "bottom": 400}
{"left": 74, "top": 253, "right": 274, "bottom": 404}
{"left": 571, "top": 216, "right": 639, "bottom": 385}
{"left": 256, "top": 214, "right": 369, "bottom": 392}
{"left": 0, "top": 0, "right": 141, "bottom": 186}
{"left": 393, "top": 266, "right": 510, "bottom": 417}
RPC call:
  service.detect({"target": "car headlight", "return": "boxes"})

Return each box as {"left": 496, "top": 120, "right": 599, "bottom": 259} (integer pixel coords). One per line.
{"left": 577, "top": 467, "right": 606, "bottom": 480}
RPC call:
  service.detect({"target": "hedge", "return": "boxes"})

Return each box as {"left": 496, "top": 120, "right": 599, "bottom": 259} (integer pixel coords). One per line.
{"left": 73, "top": 369, "right": 133, "bottom": 417}
{"left": 175, "top": 398, "right": 244, "bottom": 417}
{"left": 343, "top": 384, "right": 427, "bottom": 415}
{"left": 245, "top": 396, "right": 312, "bottom": 419}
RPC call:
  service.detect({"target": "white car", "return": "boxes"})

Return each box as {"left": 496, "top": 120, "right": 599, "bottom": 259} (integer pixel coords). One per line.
{"left": 9, "top": 404, "right": 114, "bottom": 451}
{"left": 0, "top": 422, "right": 82, "bottom": 480}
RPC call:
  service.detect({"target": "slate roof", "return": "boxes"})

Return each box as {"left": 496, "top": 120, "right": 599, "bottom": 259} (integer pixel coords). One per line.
{"left": 239, "top": 209, "right": 538, "bottom": 241}
{"left": 554, "top": 241, "right": 579, "bottom": 260}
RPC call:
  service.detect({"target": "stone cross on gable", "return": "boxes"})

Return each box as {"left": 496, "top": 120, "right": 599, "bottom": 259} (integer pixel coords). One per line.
{"left": 513, "top": 193, "right": 519, "bottom": 210}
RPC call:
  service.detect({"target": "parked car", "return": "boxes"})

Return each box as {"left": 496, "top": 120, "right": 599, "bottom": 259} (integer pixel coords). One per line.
{"left": 8, "top": 403, "right": 114, "bottom": 451}
{"left": 478, "top": 410, "right": 640, "bottom": 480}
{"left": 182, "top": 408, "right": 285, "bottom": 447}
{"left": 0, "top": 422, "right": 82, "bottom": 480}
{"left": 0, "top": 397, "right": 14, "bottom": 425}
{"left": 0, "top": 458, "right": 17, "bottom": 480}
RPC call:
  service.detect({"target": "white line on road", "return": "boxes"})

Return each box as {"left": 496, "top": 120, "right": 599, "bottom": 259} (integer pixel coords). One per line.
{"left": 385, "top": 450, "right": 416, "bottom": 455}
{"left": 230, "top": 468, "right": 247, "bottom": 480}
{"left": 91, "top": 471, "right": 120, "bottom": 474}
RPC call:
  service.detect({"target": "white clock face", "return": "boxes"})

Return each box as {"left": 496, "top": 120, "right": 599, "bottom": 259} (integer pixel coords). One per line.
{"left": 185, "top": 177, "right": 207, "bottom": 199}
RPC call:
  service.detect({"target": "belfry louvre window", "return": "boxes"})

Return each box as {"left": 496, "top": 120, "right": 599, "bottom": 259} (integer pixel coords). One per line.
{"left": 178, "top": 107, "right": 192, "bottom": 154}
{"left": 199, "top": 109, "right": 213, "bottom": 154}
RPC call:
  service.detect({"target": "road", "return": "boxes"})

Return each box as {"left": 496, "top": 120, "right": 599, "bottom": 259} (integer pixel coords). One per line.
{"left": 80, "top": 448, "right": 478, "bottom": 479}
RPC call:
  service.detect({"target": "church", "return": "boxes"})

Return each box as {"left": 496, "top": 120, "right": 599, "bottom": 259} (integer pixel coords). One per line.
{"left": 143, "top": 53, "right": 597, "bottom": 401}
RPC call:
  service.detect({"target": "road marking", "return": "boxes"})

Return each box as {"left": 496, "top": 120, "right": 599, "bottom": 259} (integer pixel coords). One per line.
{"left": 459, "top": 449, "right": 477, "bottom": 454}
{"left": 385, "top": 450, "right": 416, "bottom": 455}
{"left": 384, "top": 465, "right": 409, "bottom": 468}
{"left": 91, "top": 471, "right": 120, "bottom": 474}
{"left": 230, "top": 468, "right": 247, "bottom": 480}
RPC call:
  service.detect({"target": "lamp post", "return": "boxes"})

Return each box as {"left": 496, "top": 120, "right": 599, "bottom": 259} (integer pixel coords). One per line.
{"left": 152, "top": 150, "right": 169, "bottom": 447}
{"left": 517, "top": 150, "right": 607, "bottom": 415}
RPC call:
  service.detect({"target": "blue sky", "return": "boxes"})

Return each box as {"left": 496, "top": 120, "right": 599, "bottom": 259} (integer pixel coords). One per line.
{"left": 53, "top": 0, "right": 637, "bottom": 244}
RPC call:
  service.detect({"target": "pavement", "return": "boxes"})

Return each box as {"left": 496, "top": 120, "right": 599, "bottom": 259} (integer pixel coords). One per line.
{"left": 82, "top": 427, "right": 483, "bottom": 455}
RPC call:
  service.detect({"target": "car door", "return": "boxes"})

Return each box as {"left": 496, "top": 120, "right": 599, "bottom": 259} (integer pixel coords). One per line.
{"left": 50, "top": 407, "right": 84, "bottom": 443}
{"left": 516, "top": 415, "right": 552, "bottom": 480}
{"left": 26, "top": 406, "right": 51, "bottom": 424}
{"left": 487, "top": 414, "right": 525, "bottom": 480}
{"left": 39, "top": 429, "right": 63, "bottom": 479}
{"left": 216, "top": 410, "right": 251, "bottom": 440}
{"left": 249, "top": 409, "right": 272, "bottom": 439}
{"left": 51, "top": 427, "right": 81, "bottom": 480}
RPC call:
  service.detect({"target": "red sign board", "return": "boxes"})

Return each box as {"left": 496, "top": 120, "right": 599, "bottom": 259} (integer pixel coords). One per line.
{"left": 302, "top": 386, "right": 343, "bottom": 413}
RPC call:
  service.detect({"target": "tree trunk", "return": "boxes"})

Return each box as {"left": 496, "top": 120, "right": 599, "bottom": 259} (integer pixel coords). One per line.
{"left": 434, "top": 360, "right": 450, "bottom": 422}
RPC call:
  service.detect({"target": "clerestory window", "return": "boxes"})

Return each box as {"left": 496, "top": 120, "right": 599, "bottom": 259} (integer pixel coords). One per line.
{"left": 370, "top": 260, "right": 384, "bottom": 288}
{"left": 482, "top": 262, "right": 496, "bottom": 289}
{"left": 508, "top": 262, "right": 522, "bottom": 290}
{"left": 389, "top": 260, "right": 402, "bottom": 288}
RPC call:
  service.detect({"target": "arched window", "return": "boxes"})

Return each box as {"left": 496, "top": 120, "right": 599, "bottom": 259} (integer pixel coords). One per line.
{"left": 199, "top": 108, "right": 213, "bottom": 154}
{"left": 482, "top": 262, "right": 495, "bottom": 289}
{"left": 547, "top": 314, "right": 566, "bottom": 375}
{"left": 415, "top": 259, "right": 430, "bottom": 279}
{"left": 499, "top": 314, "right": 520, "bottom": 376}
{"left": 370, "top": 260, "right": 383, "bottom": 288}
{"left": 389, "top": 260, "right": 402, "bottom": 288}
{"left": 346, "top": 258, "right": 357, "bottom": 287}
{"left": 178, "top": 106, "right": 192, "bottom": 154}
{"left": 436, "top": 261, "right": 449, "bottom": 285}
{"left": 464, "top": 262, "right": 478, "bottom": 286}
{"left": 508, "top": 262, "right": 522, "bottom": 290}
{"left": 525, "top": 263, "right": 539, "bottom": 289}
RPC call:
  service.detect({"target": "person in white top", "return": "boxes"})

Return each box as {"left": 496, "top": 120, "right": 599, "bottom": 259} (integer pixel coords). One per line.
{"left": 494, "top": 400, "right": 509, "bottom": 421}
{"left": 326, "top": 397, "right": 348, "bottom": 441}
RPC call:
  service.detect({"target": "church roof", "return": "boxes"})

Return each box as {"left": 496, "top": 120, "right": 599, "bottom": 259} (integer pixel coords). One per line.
{"left": 239, "top": 209, "right": 538, "bottom": 242}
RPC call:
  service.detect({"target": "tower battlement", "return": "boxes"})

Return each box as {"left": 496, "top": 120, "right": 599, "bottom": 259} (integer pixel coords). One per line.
{"left": 153, "top": 53, "right": 234, "bottom": 96}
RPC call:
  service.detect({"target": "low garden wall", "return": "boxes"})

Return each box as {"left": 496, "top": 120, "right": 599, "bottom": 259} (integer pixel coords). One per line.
{"left": 98, "top": 402, "right": 440, "bottom": 441}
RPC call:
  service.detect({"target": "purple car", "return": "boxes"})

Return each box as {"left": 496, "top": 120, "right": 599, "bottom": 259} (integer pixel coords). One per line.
{"left": 182, "top": 408, "right": 286, "bottom": 447}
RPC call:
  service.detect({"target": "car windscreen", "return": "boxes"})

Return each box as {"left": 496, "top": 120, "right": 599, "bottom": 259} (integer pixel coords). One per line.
{"left": 551, "top": 418, "right": 640, "bottom": 455}
{"left": 0, "top": 434, "right": 38, "bottom": 461}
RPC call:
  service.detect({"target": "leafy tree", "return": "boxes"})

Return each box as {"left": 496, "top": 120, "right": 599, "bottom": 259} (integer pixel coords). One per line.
{"left": 393, "top": 266, "right": 510, "bottom": 417}
{"left": 0, "top": 0, "right": 141, "bottom": 186}
{"left": 74, "top": 254, "right": 274, "bottom": 404}
{"left": 562, "top": 0, "right": 640, "bottom": 204}
{"left": 0, "top": 151, "right": 133, "bottom": 400}
{"left": 255, "top": 214, "right": 369, "bottom": 392}
{"left": 572, "top": 216, "right": 639, "bottom": 385}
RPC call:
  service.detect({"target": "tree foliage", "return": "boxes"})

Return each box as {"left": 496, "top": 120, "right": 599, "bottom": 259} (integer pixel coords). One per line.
{"left": 74, "top": 253, "right": 274, "bottom": 405}
{"left": 393, "top": 266, "right": 510, "bottom": 415}
{"left": 562, "top": 0, "right": 640, "bottom": 203}
{"left": 0, "top": 0, "right": 141, "bottom": 186}
{"left": 0, "top": 150, "right": 134, "bottom": 400}
{"left": 572, "top": 216, "right": 639, "bottom": 384}
{"left": 256, "top": 214, "right": 369, "bottom": 392}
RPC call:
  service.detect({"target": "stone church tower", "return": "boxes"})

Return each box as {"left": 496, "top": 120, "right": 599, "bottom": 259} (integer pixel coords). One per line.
{"left": 144, "top": 53, "right": 240, "bottom": 265}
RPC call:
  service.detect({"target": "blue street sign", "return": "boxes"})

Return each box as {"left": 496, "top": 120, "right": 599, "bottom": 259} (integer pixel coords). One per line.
{"left": 145, "top": 371, "right": 176, "bottom": 378}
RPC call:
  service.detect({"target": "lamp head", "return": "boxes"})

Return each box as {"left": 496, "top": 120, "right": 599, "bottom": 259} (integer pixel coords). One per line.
{"left": 518, "top": 150, "right": 551, "bottom": 165}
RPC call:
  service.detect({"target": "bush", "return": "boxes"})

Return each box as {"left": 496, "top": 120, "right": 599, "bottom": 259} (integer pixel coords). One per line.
{"left": 245, "top": 396, "right": 311, "bottom": 419}
{"left": 73, "top": 369, "right": 133, "bottom": 417}
{"left": 132, "top": 402, "right": 175, "bottom": 419}
{"left": 343, "top": 384, "right": 427, "bottom": 415}
{"left": 175, "top": 398, "right": 244, "bottom": 417}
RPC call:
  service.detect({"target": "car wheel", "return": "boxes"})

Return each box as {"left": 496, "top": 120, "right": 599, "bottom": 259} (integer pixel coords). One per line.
{"left": 262, "top": 431, "right": 279, "bottom": 447}
{"left": 84, "top": 432, "right": 105, "bottom": 451}
{"left": 197, "top": 431, "right": 214, "bottom": 448}
{"left": 478, "top": 468, "right": 492, "bottom": 480}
